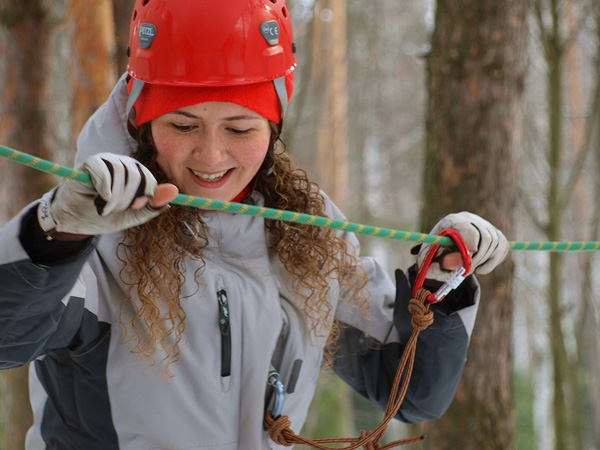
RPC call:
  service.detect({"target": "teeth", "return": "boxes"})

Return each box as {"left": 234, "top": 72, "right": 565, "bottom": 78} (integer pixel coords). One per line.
{"left": 191, "top": 169, "right": 228, "bottom": 182}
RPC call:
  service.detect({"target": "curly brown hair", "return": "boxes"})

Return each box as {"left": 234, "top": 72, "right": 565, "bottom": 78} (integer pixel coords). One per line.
{"left": 117, "top": 122, "right": 369, "bottom": 375}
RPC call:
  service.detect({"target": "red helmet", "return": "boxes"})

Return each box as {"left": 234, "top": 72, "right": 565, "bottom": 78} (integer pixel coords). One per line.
{"left": 127, "top": 0, "right": 296, "bottom": 87}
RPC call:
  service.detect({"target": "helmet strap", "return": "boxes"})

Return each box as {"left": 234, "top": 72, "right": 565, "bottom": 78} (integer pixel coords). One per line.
{"left": 126, "top": 78, "right": 146, "bottom": 124}
{"left": 273, "top": 76, "right": 288, "bottom": 120}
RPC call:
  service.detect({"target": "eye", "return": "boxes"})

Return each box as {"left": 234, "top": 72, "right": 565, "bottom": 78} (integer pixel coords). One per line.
{"left": 171, "top": 124, "right": 196, "bottom": 132}
{"left": 228, "top": 127, "right": 251, "bottom": 135}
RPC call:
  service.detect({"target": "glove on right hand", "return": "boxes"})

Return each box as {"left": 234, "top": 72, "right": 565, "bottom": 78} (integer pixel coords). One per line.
{"left": 416, "top": 212, "right": 510, "bottom": 282}
{"left": 38, "top": 153, "right": 167, "bottom": 237}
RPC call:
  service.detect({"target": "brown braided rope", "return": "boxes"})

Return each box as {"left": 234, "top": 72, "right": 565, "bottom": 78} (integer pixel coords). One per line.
{"left": 263, "top": 287, "right": 434, "bottom": 449}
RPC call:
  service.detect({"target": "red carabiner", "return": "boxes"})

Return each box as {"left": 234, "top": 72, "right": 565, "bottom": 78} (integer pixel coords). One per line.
{"left": 413, "top": 229, "right": 472, "bottom": 303}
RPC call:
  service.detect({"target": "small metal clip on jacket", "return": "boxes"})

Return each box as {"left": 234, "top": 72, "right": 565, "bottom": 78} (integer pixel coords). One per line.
{"left": 268, "top": 365, "right": 285, "bottom": 418}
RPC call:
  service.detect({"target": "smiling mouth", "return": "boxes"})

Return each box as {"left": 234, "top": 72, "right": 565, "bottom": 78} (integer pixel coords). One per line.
{"left": 190, "top": 168, "right": 230, "bottom": 182}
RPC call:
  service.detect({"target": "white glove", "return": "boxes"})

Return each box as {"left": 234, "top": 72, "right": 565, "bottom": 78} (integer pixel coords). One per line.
{"left": 38, "top": 153, "right": 166, "bottom": 237}
{"left": 416, "top": 212, "right": 510, "bottom": 282}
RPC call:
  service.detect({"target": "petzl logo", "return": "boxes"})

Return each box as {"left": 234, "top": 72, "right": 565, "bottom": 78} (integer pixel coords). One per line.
{"left": 260, "top": 20, "right": 279, "bottom": 46}
{"left": 139, "top": 23, "right": 157, "bottom": 49}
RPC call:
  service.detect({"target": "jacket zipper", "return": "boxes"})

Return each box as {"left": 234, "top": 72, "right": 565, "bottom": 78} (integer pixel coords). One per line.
{"left": 217, "top": 290, "right": 231, "bottom": 377}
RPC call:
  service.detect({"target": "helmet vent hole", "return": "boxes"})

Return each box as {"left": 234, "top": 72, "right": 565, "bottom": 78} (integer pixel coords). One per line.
{"left": 141, "top": 0, "right": 151, "bottom": 6}
{"left": 282, "top": 6, "right": 288, "bottom": 18}
{"left": 269, "top": 0, "right": 276, "bottom": 3}
{"left": 132, "top": 10, "right": 137, "bottom": 21}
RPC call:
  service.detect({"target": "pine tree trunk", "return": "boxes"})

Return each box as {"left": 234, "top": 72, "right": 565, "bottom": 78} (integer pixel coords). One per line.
{"left": 312, "top": 0, "right": 348, "bottom": 209}
{"left": 0, "top": 1, "right": 54, "bottom": 448}
{"left": 0, "top": 1, "right": 119, "bottom": 447}
{"left": 418, "top": 0, "right": 528, "bottom": 448}
{"left": 67, "top": 0, "right": 117, "bottom": 142}
{"left": 301, "top": 1, "right": 353, "bottom": 445}
{"left": 112, "top": 0, "right": 137, "bottom": 76}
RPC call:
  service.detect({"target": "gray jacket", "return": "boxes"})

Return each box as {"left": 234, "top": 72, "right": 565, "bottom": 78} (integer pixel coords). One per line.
{"left": 0, "top": 75, "right": 480, "bottom": 450}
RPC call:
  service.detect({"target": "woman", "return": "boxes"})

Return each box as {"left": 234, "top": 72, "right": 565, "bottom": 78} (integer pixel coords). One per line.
{"left": 0, "top": 0, "right": 510, "bottom": 449}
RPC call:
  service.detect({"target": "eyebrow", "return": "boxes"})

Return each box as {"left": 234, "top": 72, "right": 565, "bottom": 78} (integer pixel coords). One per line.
{"left": 167, "top": 111, "right": 261, "bottom": 121}
{"left": 168, "top": 111, "right": 199, "bottom": 119}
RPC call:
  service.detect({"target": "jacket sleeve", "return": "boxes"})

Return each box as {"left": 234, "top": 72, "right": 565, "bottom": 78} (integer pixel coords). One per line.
{"left": 318, "top": 190, "right": 479, "bottom": 423}
{"left": 0, "top": 203, "right": 96, "bottom": 369}
{"left": 333, "top": 263, "right": 479, "bottom": 423}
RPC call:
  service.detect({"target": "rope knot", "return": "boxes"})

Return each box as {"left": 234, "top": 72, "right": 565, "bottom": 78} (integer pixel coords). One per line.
{"left": 408, "top": 288, "right": 434, "bottom": 331}
{"left": 264, "top": 411, "right": 294, "bottom": 446}
{"left": 262, "top": 285, "right": 435, "bottom": 450}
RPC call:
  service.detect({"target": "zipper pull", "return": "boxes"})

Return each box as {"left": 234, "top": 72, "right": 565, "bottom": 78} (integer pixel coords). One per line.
{"left": 217, "top": 290, "right": 231, "bottom": 377}
{"left": 217, "top": 290, "right": 230, "bottom": 336}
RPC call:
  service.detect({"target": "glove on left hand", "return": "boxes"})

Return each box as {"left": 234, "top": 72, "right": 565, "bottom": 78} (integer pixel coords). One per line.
{"left": 416, "top": 211, "right": 510, "bottom": 282}
{"left": 38, "top": 153, "right": 167, "bottom": 237}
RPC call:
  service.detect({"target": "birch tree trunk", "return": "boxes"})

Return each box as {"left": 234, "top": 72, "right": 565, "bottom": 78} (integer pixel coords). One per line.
{"left": 418, "top": 0, "right": 528, "bottom": 448}
{"left": 591, "top": 107, "right": 600, "bottom": 449}
{"left": 533, "top": 0, "right": 592, "bottom": 447}
{"left": 541, "top": 4, "right": 570, "bottom": 446}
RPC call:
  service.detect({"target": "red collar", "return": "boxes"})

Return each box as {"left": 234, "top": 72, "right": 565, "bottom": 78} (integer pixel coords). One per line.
{"left": 231, "top": 183, "right": 253, "bottom": 203}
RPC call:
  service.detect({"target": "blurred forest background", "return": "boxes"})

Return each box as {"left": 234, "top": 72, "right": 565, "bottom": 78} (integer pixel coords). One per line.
{"left": 1, "top": 0, "right": 599, "bottom": 449}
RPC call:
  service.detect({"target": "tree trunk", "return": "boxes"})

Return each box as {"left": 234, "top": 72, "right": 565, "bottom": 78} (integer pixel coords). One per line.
{"left": 593, "top": 75, "right": 600, "bottom": 450}
{"left": 301, "top": 1, "right": 353, "bottom": 445}
{"left": 312, "top": 0, "right": 348, "bottom": 209}
{"left": 536, "top": 1, "right": 574, "bottom": 447}
{"left": 575, "top": 11, "right": 600, "bottom": 445}
{"left": 113, "top": 0, "right": 137, "bottom": 75}
{"left": 67, "top": 0, "right": 117, "bottom": 143}
{"left": 418, "top": 0, "right": 528, "bottom": 448}
{"left": 0, "top": 1, "right": 119, "bottom": 447}
{"left": 0, "top": 1, "right": 54, "bottom": 448}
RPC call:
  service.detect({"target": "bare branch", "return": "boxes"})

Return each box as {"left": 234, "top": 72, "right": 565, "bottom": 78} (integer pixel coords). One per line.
{"left": 534, "top": 0, "right": 550, "bottom": 45}
{"left": 519, "top": 185, "right": 549, "bottom": 233}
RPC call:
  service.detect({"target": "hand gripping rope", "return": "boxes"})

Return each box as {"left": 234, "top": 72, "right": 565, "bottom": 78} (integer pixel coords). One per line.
{"left": 3, "top": 145, "right": 600, "bottom": 252}
{"left": 412, "top": 229, "right": 472, "bottom": 303}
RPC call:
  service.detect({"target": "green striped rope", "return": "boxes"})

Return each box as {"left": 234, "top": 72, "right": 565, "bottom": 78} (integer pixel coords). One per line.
{"left": 2, "top": 144, "right": 600, "bottom": 251}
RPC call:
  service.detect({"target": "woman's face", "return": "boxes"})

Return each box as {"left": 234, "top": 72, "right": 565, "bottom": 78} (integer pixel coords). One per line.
{"left": 151, "top": 102, "right": 272, "bottom": 201}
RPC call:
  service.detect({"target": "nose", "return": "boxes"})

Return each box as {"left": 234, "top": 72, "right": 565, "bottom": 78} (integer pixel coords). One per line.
{"left": 192, "top": 129, "right": 228, "bottom": 166}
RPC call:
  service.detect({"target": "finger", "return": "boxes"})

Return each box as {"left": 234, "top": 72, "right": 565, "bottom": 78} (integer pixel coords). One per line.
{"left": 474, "top": 229, "right": 508, "bottom": 274}
{"left": 95, "top": 157, "right": 139, "bottom": 215}
{"left": 150, "top": 183, "right": 179, "bottom": 208}
{"left": 130, "top": 183, "right": 177, "bottom": 211}
{"left": 85, "top": 157, "right": 115, "bottom": 215}
{"left": 439, "top": 252, "right": 463, "bottom": 271}
{"left": 130, "top": 196, "right": 150, "bottom": 210}
{"left": 470, "top": 222, "right": 495, "bottom": 271}
{"left": 132, "top": 164, "right": 147, "bottom": 203}
{"left": 115, "top": 159, "right": 144, "bottom": 212}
